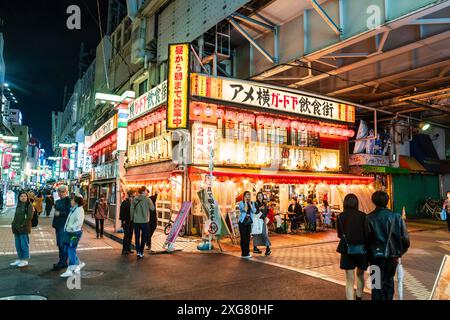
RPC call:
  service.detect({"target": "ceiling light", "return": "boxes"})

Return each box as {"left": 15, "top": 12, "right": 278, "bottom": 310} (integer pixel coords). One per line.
{"left": 419, "top": 122, "right": 431, "bottom": 131}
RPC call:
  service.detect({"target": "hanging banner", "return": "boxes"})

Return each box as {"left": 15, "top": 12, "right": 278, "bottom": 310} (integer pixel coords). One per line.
{"left": 191, "top": 73, "right": 356, "bottom": 123}
{"left": 166, "top": 43, "right": 190, "bottom": 130}
{"left": 163, "top": 201, "right": 192, "bottom": 251}
{"left": 197, "top": 188, "right": 228, "bottom": 239}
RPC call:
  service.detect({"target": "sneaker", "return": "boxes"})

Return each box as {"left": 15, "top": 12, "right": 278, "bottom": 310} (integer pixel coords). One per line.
{"left": 265, "top": 249, "right": 272, "bottom": 256}
{"left": 78, "top": 262, "right": 86, "bottom": 271}
{"left": 60, "top": 267, "right": 74, "bottom": 278}
{"left": 18, "top": 260, "right": 29, "bottom": 268}
{"left": 241, "top": 255, "right": 252, "bottom": 259}
{"left": 10, "top": 260, "right": 21, "bottom": 267}
{"left": 253, "top": 248, "right": 262, "bottom": 254}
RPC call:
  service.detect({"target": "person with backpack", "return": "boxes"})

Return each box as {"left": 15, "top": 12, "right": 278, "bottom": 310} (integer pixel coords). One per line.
{"left": 10, "top": 191, "right": 34, "bottom": 268}
{"left": 367, "top": 191, "right": 410, "bottom": 300}
{"left": 52, "top": 185, "right": 72, "bottom": 270}
{"left": 336, "top": 194, "right": 369, "bottom": 300}
{"left": 131, "top": 186, "right": 155, "bottom": 259}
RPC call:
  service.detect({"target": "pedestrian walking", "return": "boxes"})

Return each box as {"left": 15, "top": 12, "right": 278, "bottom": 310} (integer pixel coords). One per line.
{"left": 34, "top": 192, "right": 44, "bottom": 216}
{"left": 442, "top": 191, "right": 450, "bottom": 232}
{"left": 367, "top": 191, "right": 410, "bottom": 300}
{"left": 45, "top": 193, "right": 54, "bottom": 216}
{"left": 120, "top": 189, "right": 136, "bottom": 255}
{"left": 146, "top": 191, "right": 159, "bottom": 252}
{"left": 238, "top": 191, "right": 255, "bottom": 259}
{"left": 52, "top": 185, "right": 71, "bottom": 270}
{"left": 10, "top": 191, "right": 34, "bottom": 268}
{"left": 93, "top": 194, "right": 109, "bottom": 238}
{"left": 253, "top": 192, "right": 272, "bottom": 256}
{"left": 304, "top": 199, "right": 319, "bottom": 232}
{"left": 131, "top": 186, "right": 155, "bottom": 259}
{"left": 60, "top": 196, "right": 86, "bottom": 278}
{"left": 336, "top": 194, "right": 369, "bottom": 300}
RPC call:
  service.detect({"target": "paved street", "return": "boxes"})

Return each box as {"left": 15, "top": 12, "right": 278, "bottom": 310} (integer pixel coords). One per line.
{"left": 0, "top": 207, "right": 448, "bottom": 300}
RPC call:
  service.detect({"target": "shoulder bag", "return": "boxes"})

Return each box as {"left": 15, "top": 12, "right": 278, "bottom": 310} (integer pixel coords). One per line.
{"left": 371, "top": 217, "right": 396, "bottom": 259}
{"left": 338, "top": 215, "right": 366, "bottom": 255}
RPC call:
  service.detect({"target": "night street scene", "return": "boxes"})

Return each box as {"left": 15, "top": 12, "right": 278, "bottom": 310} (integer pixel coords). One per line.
{"left": 0, "top": 0, "right": 449, "bottom": 312}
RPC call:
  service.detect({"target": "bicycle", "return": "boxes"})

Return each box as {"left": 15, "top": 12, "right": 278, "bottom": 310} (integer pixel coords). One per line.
{"left": 163, "top": 211, "right": 187, "bottom": 237}
{"left": 417, "top": 198, "right": 442, "bottom": 220}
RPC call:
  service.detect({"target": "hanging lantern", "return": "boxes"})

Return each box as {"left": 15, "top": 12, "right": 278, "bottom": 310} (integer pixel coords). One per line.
{"left": 225, "top": 111, "right": 236, "bottom": 121}
{"left": 329, "top": 127, "right": 337, "bottom": 135}
{"left": 193, "top": 104, "right": 202, "bottom": 116}
{"left": 274, "top": 118, "right": 283, "bottom": 127}
{"left": 237, "top": 113, "right": 245, "bottom": 122}
{"left": 319, "top": 126, "right": 328, "bottom": 134}
{"left": 282, "top": 120, "right": 291, "bottom": 128}
{"left": 298, "top": 122, "right": 307, "bottom": 131}
{"left": 216, "top": 109, "right": 225, "bottom": 118}
{"left": 290, "top": 121, "right": 299, "bottom": 129}
{"left": 347, "top": 129, "right": 355, "bottom": 137}
{"left": 256, "top": 115, "right": 265, "bottom": 125}
{"left": 264, "top": 117, "right": 274, "bottom": 126}
{"left": 306, "top": 123, "right": 314, "bottom": 132}
{"left": 155, "top": 111, "right": 163, "bottom": 122}
{"left": 313, "top": 124, "right": 321, "bottom": 133}
{"left": 204, "top": 105, "right": 214, "bottom": 118}
{"left": 247, "top": 114, "right": 255, "bottom": 123}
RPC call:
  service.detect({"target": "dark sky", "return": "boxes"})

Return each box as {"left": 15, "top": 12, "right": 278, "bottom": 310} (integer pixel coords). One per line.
{"left": 0, "top": 0, "right": 125, "bottom": 154}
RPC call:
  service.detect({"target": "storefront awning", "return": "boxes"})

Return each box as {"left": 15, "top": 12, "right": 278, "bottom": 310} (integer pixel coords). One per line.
{"left": 189, "top": 166, "right": 374, "bottom": 185}
{"left": 399, "top": 156, "right": 427, "bottom": 172}
{"left": 124, "top": 161, "right": 179, "bottom": 182}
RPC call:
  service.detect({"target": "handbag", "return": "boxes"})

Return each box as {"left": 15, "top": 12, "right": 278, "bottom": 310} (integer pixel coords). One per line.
{"left": 440, "top": 208, "right": 447, "bottom": 221}
{"left": 251, "top": 214, "right": 263, "bottom": 235}
{"left": 371, "top": 216, "right": 396, "bottom": 259}
{"left": 338, "top": 216, "right": 366, "bottom": 255}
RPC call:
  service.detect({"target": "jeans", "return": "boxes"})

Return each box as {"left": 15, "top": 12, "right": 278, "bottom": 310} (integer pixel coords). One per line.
{"left": 371, "top": 257, "right": 399, "bottom": 300}
{"left": 45, "top": 206, "right": 52, "bottom": 216}
{"left": 447, "top": 213, "right": 450, "bottom": 231}
{"left": 14, "top": 234, "right": 30, "bottom": 260}
{"left": 122, "top": 221, "right": 134, "bottom": 252}
{"left": 238, "top": 222, "right": 252, "bottom": 257}
{"left": 64, "top": 231, "right": 82, "bottom": 266}
{"left": 134, "top": 223, "right": 149, "bottom": 255}
{"left": 95, "top": 219, "right": 104, "bottom": 237}
{"left": 55, "top": 227, "right": 68, "bottom": 267}
{"left": 146, "top": 217, "right": 157, "bottom": 248}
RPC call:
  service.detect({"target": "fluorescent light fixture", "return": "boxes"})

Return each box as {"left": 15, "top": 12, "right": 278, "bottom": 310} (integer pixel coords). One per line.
{"left": 48, "top": 157, "right": 61, "bottom": 161}
{"left": 59, "top": 143, "right": 76, "bottom": 148}
{"left": 419, "top": 122, "right": 431, "bottom": 131}
{"left": 0, "top": 135, "right": 19, "bottom": 142}
{"left": 95, "top": 90, "right": 135, "bottom": 104}
{"left": 3, "top": 83, "right": 8, "bottom": 87}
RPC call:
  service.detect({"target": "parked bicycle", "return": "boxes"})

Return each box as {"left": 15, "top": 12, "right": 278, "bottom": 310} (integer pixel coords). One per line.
{"left": 417, "top": 198, "right": 442, "bottom": 220}
{"left": 163, "top": 210, "right": 187, "bottom": 237}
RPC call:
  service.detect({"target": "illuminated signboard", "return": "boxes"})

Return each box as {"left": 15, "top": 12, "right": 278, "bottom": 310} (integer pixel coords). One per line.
{"left": 192, "top": 123, "right": 217, "bottom": 165}
{"left": 166, "top": 43, "right": 190, "bottom": 130}
{"left": 191, "top": 74, "right": 356, "bottom": 124}
{"left": 127, "top": 132, "right": 172, "bottom": 166}
{"left": 129, "top": 81, "right": 167, "bottom": 121}
{"left": 91, "top": 115, "right": 118, "bottom": 146}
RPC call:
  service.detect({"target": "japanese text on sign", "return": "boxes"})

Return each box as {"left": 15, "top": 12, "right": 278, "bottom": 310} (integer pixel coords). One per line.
{"left": 91, "top": 115, "right": 117, "bottom": 145}
{"left": 192, "top": 123, "right": 216, "bottom": 165}
{"left": 191, "top": 74, "right": 355, "bottom": 123}
{"left": 167, "top": 43, "right": 190, "bottom": 130}
{"left": 129, "top": 81, "right": 168, "bottom": 122}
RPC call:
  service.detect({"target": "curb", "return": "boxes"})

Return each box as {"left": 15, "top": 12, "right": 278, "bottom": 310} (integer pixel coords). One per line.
{"left": 83, "top": 219, "right": 133, "bottom": 249}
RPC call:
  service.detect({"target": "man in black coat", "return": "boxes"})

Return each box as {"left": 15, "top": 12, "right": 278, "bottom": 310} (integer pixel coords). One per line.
{"left": 288, "top": 197, "right": 304, "bottom": 232}
{"left": 52, "top": 185, "right": 71, "bottom": 269}
{"left": 120, "top": 189, "right": 136, "bottom": 255}
{"left": 146, "top": 192, "right": 158, "bottom": 252}
{"left": 367, "top": 191, "right": 410, "bottom": 301}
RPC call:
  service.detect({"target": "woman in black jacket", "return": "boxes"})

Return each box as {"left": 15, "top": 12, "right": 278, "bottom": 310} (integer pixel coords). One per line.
{"left": 253, "top": 192, "right": 272, "bottom": 256}
{"left": 337, "top": 194, "right": 369, "bottom": 300}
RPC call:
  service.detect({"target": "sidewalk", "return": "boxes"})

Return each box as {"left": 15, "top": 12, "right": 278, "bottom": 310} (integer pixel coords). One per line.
{"left": 84, "top": 216, "right": 202, "bottom": 253}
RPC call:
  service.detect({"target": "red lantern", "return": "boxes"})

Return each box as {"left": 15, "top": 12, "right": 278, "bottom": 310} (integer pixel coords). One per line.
{"left": 237, "top": 113, "right": 245, "bottom": 122}
{"left": 329, "top": 127, "right": 337, "bottom": 135}
{"left": 274, "top": 119, "right": 283, "bottom": 127}
{"left": 225, "top": 111, "right": 236, "bottom": 121}
{"left": 347, "top": 130, "right": 355, "bottom": 137}
{"left": 299, "top": 122, "right": 307, "bottom": 131}
{"left": 247, "top": 114, "right": 255, "bottom": 123}
{"left": 306, "top": 123, "right": 314, "bottom": 132}
{"left": 282, "top": 120, "right": 291, "bottom": 128}
{"left": 216, "top": 109, "right": 225, "bottom": 118}
{"left": 291, "top": 121, "right": 299, "bottom": 129}
{"left": 193, "top": 104, "right": 202, "bottom": 116}
{"left": 313, "top": 124, "right": 321, "bottom": 133}
{"left": 264, "top": 117, "right": 273, "bottom": 126}
{"left": 256, "top": 115, "right": 265, "bottom": 125}
{"left": 204, "top": 106, "right": 213, "bottom": 118}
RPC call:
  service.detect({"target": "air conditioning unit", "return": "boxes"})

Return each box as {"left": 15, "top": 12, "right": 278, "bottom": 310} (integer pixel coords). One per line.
{"left": 131, "top": 18, "right": 146, "bottom": 65}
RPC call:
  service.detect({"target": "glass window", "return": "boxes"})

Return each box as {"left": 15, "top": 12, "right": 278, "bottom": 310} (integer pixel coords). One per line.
{"left": 138, "top": 80, "right": 148, "bottom": 96}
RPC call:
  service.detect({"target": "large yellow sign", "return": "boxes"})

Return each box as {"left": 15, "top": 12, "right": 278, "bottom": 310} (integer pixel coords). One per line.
{"left": 167, "top": 43, "right": 190, "bottom": 130}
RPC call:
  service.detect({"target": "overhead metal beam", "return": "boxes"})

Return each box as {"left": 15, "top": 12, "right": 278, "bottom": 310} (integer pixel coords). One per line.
{"left": 376, "top": 31, "right": 390, "bottom": 53}
{"left": 292, "top": 30, "right": 450, "bottom": 87}
{"left": 328, "top": 59, "right": 450, "bottom": 95}
{"left": 308, "top": 0, "right": 341, "bottom": 35}
{"left": 228, "top": 17, "right": 277, "bottom": 64}
{"left": 323, "top": 52, "right": 369, "bottom": 59}
{"left": 410, "top": 18, "right": 450, "bottom": 25}
{"left": 231, "top": 13, "right": 275, "bottom": 31}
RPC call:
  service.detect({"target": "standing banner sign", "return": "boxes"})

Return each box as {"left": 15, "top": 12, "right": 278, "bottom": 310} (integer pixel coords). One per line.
{"left": 163, "top": 201, "right": 192, "bottom": 251}
{"left": 166, "top": 43, "right": 190, "bottom": 130}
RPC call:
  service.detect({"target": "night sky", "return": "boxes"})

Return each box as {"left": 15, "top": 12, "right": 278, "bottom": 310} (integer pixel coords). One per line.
{"left": 0, "top": 0, "right": 125, "bottom": 154}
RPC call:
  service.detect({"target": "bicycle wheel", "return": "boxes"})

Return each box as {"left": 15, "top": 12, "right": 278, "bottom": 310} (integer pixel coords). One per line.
{"left": 164, "top": 224, "right": 172, "bottom": 235}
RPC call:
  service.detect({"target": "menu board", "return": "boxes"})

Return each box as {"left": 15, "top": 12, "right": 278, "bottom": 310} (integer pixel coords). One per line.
{"left": 430, "top": 255, "right": 450, "bottom": 300}
{"left": 225, "top": 210, "right": 241, "bottom": 240}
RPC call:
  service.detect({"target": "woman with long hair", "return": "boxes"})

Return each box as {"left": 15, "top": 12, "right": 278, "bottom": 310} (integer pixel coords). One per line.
{"left": 336, "top": 194, "right": 369, "bottom": 300}
{"left": 10, "top": 191, "right": 34, "bottom": 268}
{"left": 253, "top": 192, "right": 272, "bottom": 256}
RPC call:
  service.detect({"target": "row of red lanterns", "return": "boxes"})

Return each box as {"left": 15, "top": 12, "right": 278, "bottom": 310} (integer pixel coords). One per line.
{"left": 128, "top": 110, "right": 166, "bottom": 132}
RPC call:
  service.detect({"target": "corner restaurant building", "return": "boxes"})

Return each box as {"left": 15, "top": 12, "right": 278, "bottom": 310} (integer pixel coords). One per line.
{"left": 124, "top": 78, "right": 375, "bottom": 233}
